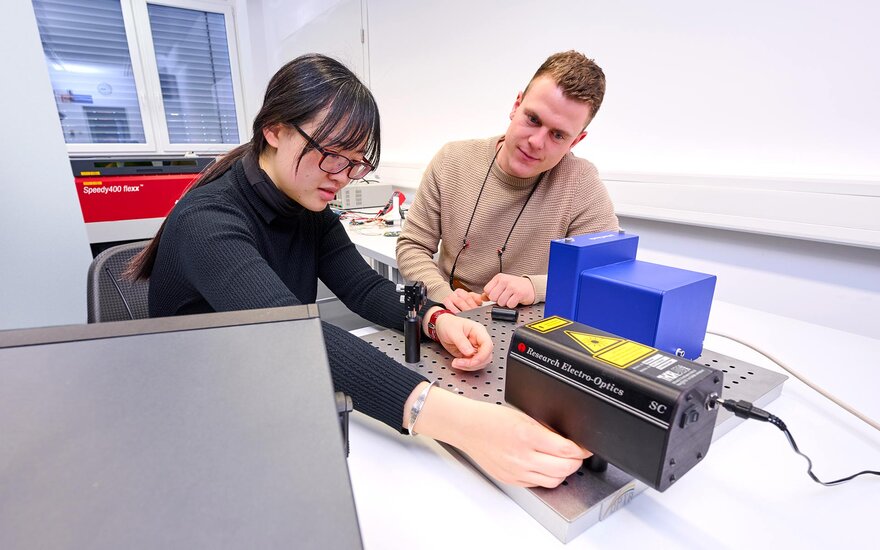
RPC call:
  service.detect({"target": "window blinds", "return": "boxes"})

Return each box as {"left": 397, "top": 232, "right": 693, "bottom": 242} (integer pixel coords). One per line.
{"left": 32, "top": 0, "right": 240, "bottom": 148}
{"left": 147, "top": 3, "right": 239, "bottom": 144}
{"left": 32, "top": 0, "right": 147, "bottom": 144}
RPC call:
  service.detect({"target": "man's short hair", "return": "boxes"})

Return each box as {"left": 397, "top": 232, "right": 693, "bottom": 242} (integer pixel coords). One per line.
{"left": 525, "top": 50, "right": 606, "bottom": 124}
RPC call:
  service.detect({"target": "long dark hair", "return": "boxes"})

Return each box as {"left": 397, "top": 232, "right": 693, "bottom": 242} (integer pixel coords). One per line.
{"left": 126, "top": 53, "right": 381, "bottom": 280}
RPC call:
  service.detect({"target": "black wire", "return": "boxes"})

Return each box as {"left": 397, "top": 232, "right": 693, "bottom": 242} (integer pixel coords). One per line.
{"left": 718, "top": 398, "right": 879, "bottom": 486}
{"left": 768, "top": 415, "right": 880, "bottom": 486}
{"left": 449, "top": 145, "right": 501, "bottom": 289}
{"left": 449, "top": 147, "right": 504, "bottom": 290}
{"left": 461, "top": 147, "right": 502, "bottom": 245}
{"left": 497, "top": 175, "right": 543, "bottom": 273}
{"left": 449, "top": 143, "right": 545, "bottom": 289}
{"left": 105, "top": 266, "right": 134, "bottom": 321}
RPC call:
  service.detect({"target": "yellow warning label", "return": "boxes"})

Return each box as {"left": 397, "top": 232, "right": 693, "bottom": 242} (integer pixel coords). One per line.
{"left": 565, "top": 331, "right": 622, "bottom": 354}
{"left": 525, "top": 316, "right": 572, "bottom": 334}
{"left": 82, "top": 180, "right": 103, "bottom": 186}
{"left": 594, "top": 341, "right": 655, "bottom": 369}
{"left": 79, "top": 171, "right": 101, "bottom": 176}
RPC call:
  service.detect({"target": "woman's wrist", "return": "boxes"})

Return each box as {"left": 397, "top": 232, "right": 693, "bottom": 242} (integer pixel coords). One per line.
{"left": 402, "top": 381, "right": 432, "bottom": 433}
{"left": 402, "top": 382, "right": 473, "bottom": 447}
{"left": 422, "top": 306, "right": 455, "bottom": 341}
{"left": 405, "top": 380, "right": 437, "bottom": 435}
{"left": 422, "top": 306, "right": 441, "bottom": 333}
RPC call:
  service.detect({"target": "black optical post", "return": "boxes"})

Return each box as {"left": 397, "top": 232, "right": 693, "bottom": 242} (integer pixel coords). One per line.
{"left": 398, "top": 282, "right": 427, "bottom": 364}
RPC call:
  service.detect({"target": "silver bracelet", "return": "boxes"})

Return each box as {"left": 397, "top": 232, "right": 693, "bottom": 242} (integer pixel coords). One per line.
{"left": 408, "top": 380, "right": 437, "bottom": 436}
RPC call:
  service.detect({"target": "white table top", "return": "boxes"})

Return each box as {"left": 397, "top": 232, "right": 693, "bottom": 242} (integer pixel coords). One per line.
{"left": 346, "top": 300, "right": 880, "bottom": 549}
{"left": 340, "top": 212, "right": 400, "bottom": 267}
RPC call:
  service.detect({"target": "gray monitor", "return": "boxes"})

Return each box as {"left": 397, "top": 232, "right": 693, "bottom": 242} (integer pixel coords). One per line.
{"left": 0, "top": 305, "right": 362, "bottom": 550}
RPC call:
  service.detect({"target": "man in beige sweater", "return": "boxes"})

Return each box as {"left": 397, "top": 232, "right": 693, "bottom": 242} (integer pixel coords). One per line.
{"left": 396, "top": 50, "right": 619, "bottom": 312}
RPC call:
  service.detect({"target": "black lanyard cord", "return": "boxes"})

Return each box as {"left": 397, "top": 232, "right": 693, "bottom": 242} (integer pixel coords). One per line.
{"left": 497, "top": 174, "right": 543, "bottom": 273}
{"left": 460, "top": 145, "right": 502, "bottom": 248}
{"left": 449, "top": 143, "right": 545, "bottom": 289}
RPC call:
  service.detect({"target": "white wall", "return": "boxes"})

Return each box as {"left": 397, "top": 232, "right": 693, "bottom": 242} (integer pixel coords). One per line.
{"left": 237, "top": 0, "right": 366, "bottom": 128}
{"left": 0, "top": 0, "right": 93, "bottom": 330}
{"left": 365, "top": 0, "right": 880, "bottom": 250}
{"left": 620, "top": 217, "right": 880, "bottom": 341}
{"left": 233, "top": 0, "right": 268, "bottom": 127}
{"left": 368, "top": 0, "right": 880, "bottom": 178}
{"left": 240, "top": 1, "right": 880, "bottom": 340}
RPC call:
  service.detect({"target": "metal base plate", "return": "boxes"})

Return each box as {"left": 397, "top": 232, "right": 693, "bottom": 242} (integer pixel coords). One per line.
{"left": 362, "top": 305, "right": 786, "bottom": 542}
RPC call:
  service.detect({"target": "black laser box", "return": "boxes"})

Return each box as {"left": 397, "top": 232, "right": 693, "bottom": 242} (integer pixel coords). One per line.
{"left": 505, "top": 316, "right": 723, "bottom": 491}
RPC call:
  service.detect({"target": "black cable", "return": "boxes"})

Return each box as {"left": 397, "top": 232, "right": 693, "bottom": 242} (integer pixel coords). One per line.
{"left": 104, "top": 266, "right": 134, "bottom": 320}
{"left": 716, "top": 398, "right": 880, "bottom": 486}
{"left": 448, "top": 143, "right": 546, "bottom": 290}
{"left": 449, "top": 146, "right": 502, "bottom": 289}
{"left": 497, "top": 175, "right": 543, "bottom": 274}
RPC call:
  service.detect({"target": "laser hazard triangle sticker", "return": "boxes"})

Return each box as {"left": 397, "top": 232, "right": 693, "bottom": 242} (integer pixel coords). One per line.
{"left": 564, "top": 331, "right": 622, "bottom": 353}
{"left": 564, "top": 330, "right": 656, "bottom": 369}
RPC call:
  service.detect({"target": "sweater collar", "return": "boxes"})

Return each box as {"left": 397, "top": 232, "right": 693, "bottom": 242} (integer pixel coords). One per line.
{"left": 489, "top": 136, "right": 544, "bottom": 190}
{"left": 241, "top": 151, "right": 308, "bottom": 223}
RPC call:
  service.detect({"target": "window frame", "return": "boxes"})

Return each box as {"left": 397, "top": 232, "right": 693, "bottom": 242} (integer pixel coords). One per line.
{"left": 58, "top": 0, "right": 246, "bottom": 157}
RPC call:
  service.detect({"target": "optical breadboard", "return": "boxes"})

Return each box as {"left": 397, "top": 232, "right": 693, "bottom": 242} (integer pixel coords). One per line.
{"left": 362, "top": 304, "right": 786, "bottom": 543}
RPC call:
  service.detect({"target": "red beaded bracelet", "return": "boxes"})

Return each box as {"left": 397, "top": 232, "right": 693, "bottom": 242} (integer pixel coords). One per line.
{"left": 426, "top": 308, "right": 454, "bottom": 341}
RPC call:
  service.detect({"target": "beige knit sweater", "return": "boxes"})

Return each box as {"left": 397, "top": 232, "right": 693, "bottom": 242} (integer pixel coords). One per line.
{"left": 396, "top": 137, "right": 619, "bottom": 303}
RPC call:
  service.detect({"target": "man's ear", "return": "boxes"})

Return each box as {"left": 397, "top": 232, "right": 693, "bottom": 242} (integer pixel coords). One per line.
{"left": 569, "top": 131, "right": 588, "bottom": 150}
{"left": 263, "top": 124, "right": 283, "bottom": 148}
{"left": 509, "top": 91, "right": 524, "bottom": 120}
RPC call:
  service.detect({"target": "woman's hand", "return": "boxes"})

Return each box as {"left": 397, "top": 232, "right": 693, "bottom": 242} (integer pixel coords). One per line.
{"left": 430, "top": 310, "right": 492, "bottom": 370}
{"left": 411, "top": 388, "right": 590, "bottom": 488}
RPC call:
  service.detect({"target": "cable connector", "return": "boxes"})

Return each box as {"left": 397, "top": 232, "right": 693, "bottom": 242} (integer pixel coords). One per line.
{"left": 716, "top": 398, "right": 772, "bottom": 422}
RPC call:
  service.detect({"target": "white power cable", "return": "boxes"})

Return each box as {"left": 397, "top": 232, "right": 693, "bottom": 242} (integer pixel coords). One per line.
{"left": 707, "top": 330, "right": 880, "bottom": 432}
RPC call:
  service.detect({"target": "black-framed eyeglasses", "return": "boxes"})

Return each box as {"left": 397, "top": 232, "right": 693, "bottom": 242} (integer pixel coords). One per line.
{"left": 292, "top": 124, "right": 373, "bottom": 180}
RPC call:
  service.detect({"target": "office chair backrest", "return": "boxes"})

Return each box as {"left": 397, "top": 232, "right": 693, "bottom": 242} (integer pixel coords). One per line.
{"left": 87, "top": 241, "right": 151, "bottom": 323}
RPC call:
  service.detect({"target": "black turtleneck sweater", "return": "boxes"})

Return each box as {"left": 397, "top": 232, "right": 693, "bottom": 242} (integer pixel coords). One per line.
{"left": 149, "top": 154, "right": 428, "bottom": 431}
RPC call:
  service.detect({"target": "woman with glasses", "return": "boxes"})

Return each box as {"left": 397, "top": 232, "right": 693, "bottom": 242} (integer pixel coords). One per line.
{"left": 127, "top": 53, "right": 588, "bottom": 488}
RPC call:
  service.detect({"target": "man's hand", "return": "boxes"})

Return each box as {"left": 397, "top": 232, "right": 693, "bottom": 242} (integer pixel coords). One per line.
{"left": 431, "top": 311, "right": 493, "bottom": 370}
{"left": 442, "top": 288, "right": 485, "bottom": 313}
{"left": 482, "top": 273, "right": 535, "bottom": 308}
